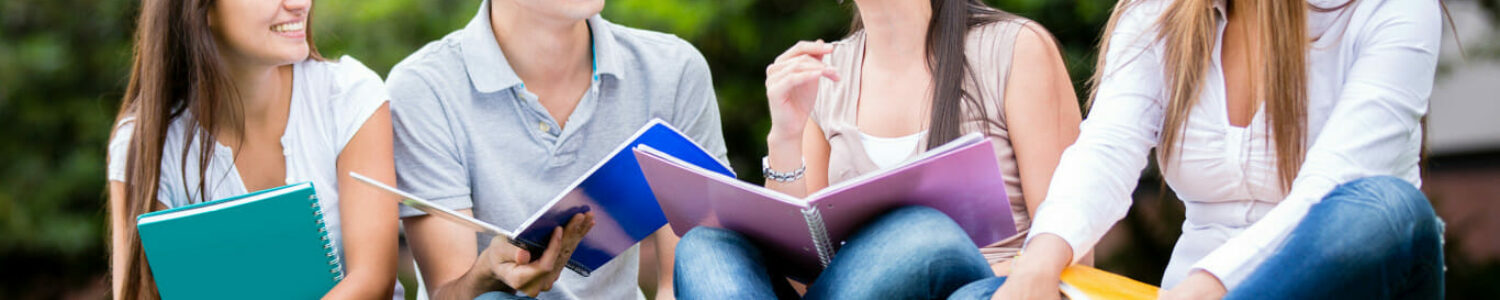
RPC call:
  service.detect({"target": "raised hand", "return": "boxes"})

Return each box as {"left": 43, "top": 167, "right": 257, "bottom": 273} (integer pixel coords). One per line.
{"left": 765, "top": 40, "right": 840, "bottom": 140}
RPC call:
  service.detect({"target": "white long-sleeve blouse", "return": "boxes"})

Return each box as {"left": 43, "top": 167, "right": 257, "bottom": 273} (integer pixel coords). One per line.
{"left": 1027, "top": 0, "right": 1441, "bottom": 289}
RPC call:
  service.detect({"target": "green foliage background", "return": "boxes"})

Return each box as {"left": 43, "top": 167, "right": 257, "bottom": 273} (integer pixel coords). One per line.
{"left": 2, "top": 0, "right": 1497, "bottom": 298}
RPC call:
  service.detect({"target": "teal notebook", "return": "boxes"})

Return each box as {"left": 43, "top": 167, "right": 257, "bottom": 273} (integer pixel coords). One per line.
{"left": 136, "top": 182, "right": 342, "bottom": 299}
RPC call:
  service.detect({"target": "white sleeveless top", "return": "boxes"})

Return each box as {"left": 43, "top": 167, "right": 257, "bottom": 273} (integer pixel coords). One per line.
{"left": 858, "top": 131, "right": 926, "bottom": 169}
{"left": 107, "top": 56, "right": 390, "bottom": 271}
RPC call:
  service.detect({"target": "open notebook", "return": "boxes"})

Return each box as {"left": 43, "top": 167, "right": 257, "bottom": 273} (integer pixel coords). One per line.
{"left": 358, "top": 118, "right": 733, "bottom": 276}
{"left": 634, "top": 132, "right": 1016, "bottom": 281}
{"left": 136, "top": 182, "right": 341, "bottom": 299}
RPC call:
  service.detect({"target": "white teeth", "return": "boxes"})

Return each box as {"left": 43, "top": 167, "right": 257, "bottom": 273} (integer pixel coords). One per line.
{"left": 272, "top": 21, "right": 304, "bottom": 33}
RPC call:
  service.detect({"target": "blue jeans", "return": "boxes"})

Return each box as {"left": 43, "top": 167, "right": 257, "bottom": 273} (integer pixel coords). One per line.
{"left": 674, "top": 206, "right": 994, "bottom": 299}
{"left": 947, "top": 176, "right": 1445, "bottom": 299}
{"left": 1227, "top": 176, "right": 1445, "bottom": 299}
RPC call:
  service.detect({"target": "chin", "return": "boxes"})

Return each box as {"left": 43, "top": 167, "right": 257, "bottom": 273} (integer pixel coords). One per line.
{"left": 547, "top": 0, "right": 605, "bottom": 20}
{"left": 274, "top": 45, "right": 311, "bottom": 64}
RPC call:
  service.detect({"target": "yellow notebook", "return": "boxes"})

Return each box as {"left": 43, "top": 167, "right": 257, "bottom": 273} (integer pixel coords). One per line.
{"left": 1058, "top": 265, "right": 1160, "bottom": 300}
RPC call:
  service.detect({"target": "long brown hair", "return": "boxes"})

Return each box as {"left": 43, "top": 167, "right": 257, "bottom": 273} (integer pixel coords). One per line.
{"left": 1089, "top": 0, "right": 1334, "bottom": 189}
{"left": 849, "top": 0, "right": 1010, "bottom": 149}
{"left": 108, "top": 0, "right": 321, "bottom": 297}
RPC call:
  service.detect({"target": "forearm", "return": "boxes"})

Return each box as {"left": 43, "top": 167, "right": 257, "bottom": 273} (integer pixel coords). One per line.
{"left": 651, "top": 227, "right": 678, "bottom": 300}
{"left": 763, "top": 128, "right": 807, "bottom": 197}
{"left": 1014, "top": 233, "right": 1073, "bottom": 279}
{"left": 432, "top": 265, "right": 510, "bottom": 300}
{"left": 107, "top": 182, "right": 129, "bottom": 299}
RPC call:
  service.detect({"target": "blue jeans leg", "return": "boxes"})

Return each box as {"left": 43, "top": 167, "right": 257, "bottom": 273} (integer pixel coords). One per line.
{"left": 1226, "top": 176, "right": 1445, "bottom": 299}
{"left": 674, "top": 226, "right": 799, "bottom": 300}
{"left": 804, "top": 206, "right": 995, "bottom": 299}
{"left": 947, "top": 277, "right": 1008, "bottom": 300}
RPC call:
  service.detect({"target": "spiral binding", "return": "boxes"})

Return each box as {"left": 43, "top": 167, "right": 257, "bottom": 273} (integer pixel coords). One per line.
{"left": 801, "top": 207, "right": 834, "bottom": 268}
{"left": 310, "top": 194, "right": 345, "bottom": 281}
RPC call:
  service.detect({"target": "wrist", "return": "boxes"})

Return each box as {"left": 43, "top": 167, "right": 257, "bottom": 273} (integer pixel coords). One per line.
{"left": 1012, "top": 257, "right": 1064, "bottom": 280}
{"left": 767, "top": 122, "right": 805, "bottom": 146}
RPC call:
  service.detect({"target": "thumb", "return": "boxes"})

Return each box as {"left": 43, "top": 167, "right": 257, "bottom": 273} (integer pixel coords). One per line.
{"left": 515, "top": 248, "right": 532, "bottom": 265}
{"left": 489, "top": 236, "right": 523, "bottom": 264}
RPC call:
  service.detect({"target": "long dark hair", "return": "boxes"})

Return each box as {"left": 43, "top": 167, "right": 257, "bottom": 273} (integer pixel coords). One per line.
{"left": 109, "top": 0, "right": 321, "bottom": 297}
{"left": 850, "top": 0, "right": 1008, "bottom": 149}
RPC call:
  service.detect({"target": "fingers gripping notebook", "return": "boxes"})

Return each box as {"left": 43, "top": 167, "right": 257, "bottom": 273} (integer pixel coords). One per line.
{"left": 356, "top": 118, "right": 734, "bottom": 276}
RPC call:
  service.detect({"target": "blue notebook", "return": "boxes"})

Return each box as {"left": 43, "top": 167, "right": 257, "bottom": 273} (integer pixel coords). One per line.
{"left": 507, "top": 118, "right": 734, "bottom": 276}
{"left": 136, "top": 182, "right": 341, "bottom": 299}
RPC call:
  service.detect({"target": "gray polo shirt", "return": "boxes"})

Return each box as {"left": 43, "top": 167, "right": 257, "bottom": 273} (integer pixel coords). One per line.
{"left": 385, "top": 1, "right": 727, "bottom": 299}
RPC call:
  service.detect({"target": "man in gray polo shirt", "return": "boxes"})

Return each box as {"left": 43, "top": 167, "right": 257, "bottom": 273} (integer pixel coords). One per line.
{"left": 386, "top": 0, "right": 727, "bottom": 299}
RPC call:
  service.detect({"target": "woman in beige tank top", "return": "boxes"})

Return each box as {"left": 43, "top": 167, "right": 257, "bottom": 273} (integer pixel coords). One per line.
{"left": 673, "top": 0, "right": 1080, "bottom": 298}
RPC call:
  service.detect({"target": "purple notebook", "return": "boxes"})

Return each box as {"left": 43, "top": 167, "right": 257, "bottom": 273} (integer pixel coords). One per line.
{"left": 633, "top": 133, "right": 1016, "bottom": 281}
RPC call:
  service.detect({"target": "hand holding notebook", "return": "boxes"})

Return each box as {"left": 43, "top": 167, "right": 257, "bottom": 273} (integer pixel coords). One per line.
{"left": 353, "top": 172, "right": 595, "bottom": 296}
{"left": 475, "top": 214, "right": 595, "bottom": 297}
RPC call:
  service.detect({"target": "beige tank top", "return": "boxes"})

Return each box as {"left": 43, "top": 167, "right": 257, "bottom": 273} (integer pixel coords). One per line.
{"left": 810, "top": 17, "right": 1033, "bottom": 263}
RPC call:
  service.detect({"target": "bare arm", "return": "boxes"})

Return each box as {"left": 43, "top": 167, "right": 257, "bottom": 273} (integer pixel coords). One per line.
{"left": 405, "top": 210, "right": 500, "bottom": 299}
{"left": 648, "top": 226, "right": 679, "bottom": 300}
{"left": 984, "top": 23, "right": 1082, "bottom": 279}
{"left": 1004, "top": 24, "right": 1082, "bottom": 222}
{"left": 108, "top": 182, "right": 128, "bottom": 299}
{"left": 408, "top": 209, "right": 594, "bottom": 299}
{"left": 764, "top": 41, "right": 839, "bottom": 197}
{"left": 324, "top": 103, "right": 400, "bottom": 299}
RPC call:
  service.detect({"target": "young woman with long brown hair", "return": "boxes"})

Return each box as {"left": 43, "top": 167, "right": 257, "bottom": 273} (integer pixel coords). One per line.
{"left": 105, "top": 0, "right": 399, "bottom": 298}
{"left": 965, "top": 0, "right": 1446, "bottom": 299}
{"left": 672, "top": 0, "right": 1081, "bottom": 297}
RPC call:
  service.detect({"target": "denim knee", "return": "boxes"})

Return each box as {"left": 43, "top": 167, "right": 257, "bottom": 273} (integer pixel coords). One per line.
{"left": 859, "top": 206, "right": 977, "bottom": 254}
{"left": 676, "top": 227, "right": 751, "bottom": 261}
{"left": 1325, "top": 176, "right": 1437, "bottom": 231}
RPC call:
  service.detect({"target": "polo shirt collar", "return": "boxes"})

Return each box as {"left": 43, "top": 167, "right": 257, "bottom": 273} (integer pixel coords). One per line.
{"left": 587, "top": 15, "right": 627, "bottom": 82}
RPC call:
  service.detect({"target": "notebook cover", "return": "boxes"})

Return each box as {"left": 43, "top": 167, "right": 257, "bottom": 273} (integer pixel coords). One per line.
{"left": 635, "top": 145, "right": 825, "bottom": 278}
{"left": 635, "top": 133, "right": 1015, "bottom": 281}
{"left": 136, "top": 182, "right": 339, "bottom": 299}
{"left": 806, "top": 135, "right": 1017, "bottom": 255}
{"left": 511, "top": 119, "right": 734, "bottom": 276}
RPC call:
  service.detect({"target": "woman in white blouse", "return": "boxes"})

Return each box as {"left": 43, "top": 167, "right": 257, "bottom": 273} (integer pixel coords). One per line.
{"left": 956, "top": 0, "right": 1446, "bottom": 299}
{"left": 105, "top": 0, "right": 399, "bottom": 298}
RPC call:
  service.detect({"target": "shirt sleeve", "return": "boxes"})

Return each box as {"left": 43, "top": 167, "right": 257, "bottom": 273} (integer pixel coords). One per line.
{"left": 1024, "top": 0, "right": 1169, "bottom": 264}
{"left": 331, "top": 55, "right": 393, "bottom": 150}
{"left": 671, "top": 46, "right": 730, "bottom": 167}
{"left": 388, "top": 66, "right": 474, "bottom": 218}
{"left": 1191, "top": 0, "right": 1441, "bottom": 288}
{"left": 107, "top": 118, "right": 137, "bottom": 182}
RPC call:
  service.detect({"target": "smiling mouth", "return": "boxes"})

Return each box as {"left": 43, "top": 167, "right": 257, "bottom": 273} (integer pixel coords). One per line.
{"left": 271, "top": 21, "right": 305, "bottom": 33}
